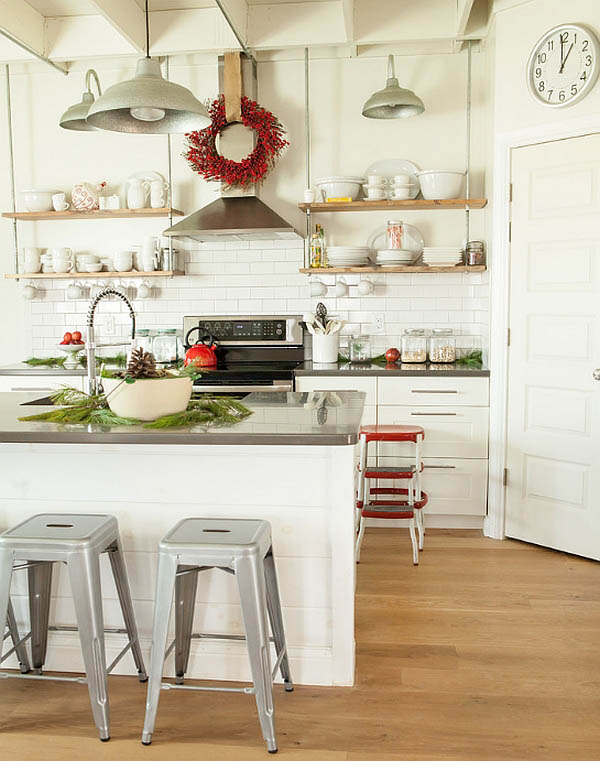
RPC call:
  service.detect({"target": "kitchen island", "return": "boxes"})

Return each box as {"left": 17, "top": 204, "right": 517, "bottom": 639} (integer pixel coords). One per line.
{"left": 0, "top": 390, "right": 364, "bottom": 687}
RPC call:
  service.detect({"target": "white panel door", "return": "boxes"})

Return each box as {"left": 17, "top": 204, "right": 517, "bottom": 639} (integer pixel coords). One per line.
{"left": 506, "top": 134, "right": 600, "bottom": 559}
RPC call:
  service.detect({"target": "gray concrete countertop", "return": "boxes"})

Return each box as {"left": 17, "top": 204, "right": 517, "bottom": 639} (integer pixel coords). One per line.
{"left": 0, "top": 390, "right": 365, "bottom": 446}
{"left": 295, "top": 361, "right": 490, "bottom": 377}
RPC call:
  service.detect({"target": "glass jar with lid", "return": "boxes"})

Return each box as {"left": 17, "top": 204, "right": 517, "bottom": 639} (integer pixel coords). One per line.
{"left": 153, "top": 328, "right": 178, "bottom": 366}
{"left": 349, "top": 334, "right": 372, "bottom": 364}
{"left": 401, "top": 329, "right": 427, "bottom": 363}
{"left": 129, "top": 328, "right": 153, "bottom": 360}
{"left": 429, "top": 328, "right": 456, "bottom": 363}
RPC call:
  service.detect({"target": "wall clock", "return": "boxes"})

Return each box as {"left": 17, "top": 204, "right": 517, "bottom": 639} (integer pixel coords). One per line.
{"left": 527, "top": 23, "right": 600, "bottom": 107}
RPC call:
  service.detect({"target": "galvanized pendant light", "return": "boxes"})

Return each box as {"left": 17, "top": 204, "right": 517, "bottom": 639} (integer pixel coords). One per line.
{"left": 86, "top": 0, "right": 210, "bottom": 133}
{"left": 362, "top": 55, "right": 425, "bottom": 119}
{"left": 59, "top": 69, "right": 103, "bottom": 131}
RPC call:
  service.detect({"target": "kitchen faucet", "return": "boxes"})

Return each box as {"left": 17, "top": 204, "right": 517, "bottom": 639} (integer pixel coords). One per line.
{"left": 86, "top": 287, "right": 136, "bottom": 396}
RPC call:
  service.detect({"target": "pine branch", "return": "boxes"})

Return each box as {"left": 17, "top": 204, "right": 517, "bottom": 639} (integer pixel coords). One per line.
{"left": 144, "top": 396, "right": 253, "bottom": 429}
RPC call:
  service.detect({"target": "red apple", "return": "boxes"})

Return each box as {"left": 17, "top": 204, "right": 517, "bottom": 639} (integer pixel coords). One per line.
{"left": 72, "top": 331, "right": 82, "bottom": 342}
{"left": 63, "top": 332, "right": 73, "bottom": 344}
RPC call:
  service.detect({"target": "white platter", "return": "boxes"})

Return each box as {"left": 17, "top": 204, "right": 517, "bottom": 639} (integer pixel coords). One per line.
{"left": 364, "top": 159, "right": 420, "bottom": 199}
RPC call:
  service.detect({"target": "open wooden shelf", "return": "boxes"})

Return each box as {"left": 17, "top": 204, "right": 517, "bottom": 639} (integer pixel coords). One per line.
{"left": 2, "top": 207, "right": 184, "bottom": 221}
{"left": 299, "top": 265, "right": 486, "bottom": 274}
{"left": 298, "top": 199, "right": 487, "bottom": 213}
{"left": 4, "top": 271, "right": 185, "bottom": 280}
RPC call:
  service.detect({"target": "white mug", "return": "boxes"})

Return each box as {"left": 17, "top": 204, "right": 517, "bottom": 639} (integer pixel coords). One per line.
{"left": 40, "top": 253, "right": 54, "bottom": 273}
{"left": 52, "top": 193, "right": 69, "bottom": 212}
{"left": 367, "top": 175, "right": 386, "bottom": 186}
{"left": 23, "top": 247, "right": 42, "bottom": 273}
{"left": 334, "top": 279, "right": 348, "bottom": 297}
{"left": 358, "top": 279, "right": 374, "bottom": 296}
{"left": 309, "top": 279, "right": 327, "bottom": 297}
{"left": 90, "top": 283, "right": 103, "bottom": 299}
{"left": 141, "top": 251, "right": 156, "bottom": 273}
{"left": 303, "top": 188, "right": 316, "bottom": 203}
{"left": 150, "top": 180, "right": 168, "bottom": 209}
{"left": 127, "top": 179, "right": 150, "bottom": 210}
{"left": 22, "top": 283, "right": 37, "bottom": 300}
{"left": 114, "top": 251, "right": 133, "bottom": 272}
{"left": 365, "top": 188, "right": 386, "bottom": 200}
{"left": 390, "top": 188, "right": 411, "bottom": 200}
{"left": 392, "top": 173, "right": 410, "bottom": 185}
{"left": 137, "top": 281, "right": 152, "bottom": 299}
{"left": 67, "top": 282, "right": 83, "bottom": 300}
{"left": 50, "top": 247, "right": 74, "bottom": 273}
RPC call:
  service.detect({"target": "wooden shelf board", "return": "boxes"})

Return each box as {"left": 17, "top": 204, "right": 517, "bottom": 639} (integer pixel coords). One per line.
{"left": 298, "top": 199, "right": 487, "bottom": 213}
{"left": 2, "top": 208, "right": 184, "bottom": 221}
{"left": 299, "top": 265, "right": 486, "bottom": 274}
{"left": 4, "top": 271, "right": 185, "bottom": 280}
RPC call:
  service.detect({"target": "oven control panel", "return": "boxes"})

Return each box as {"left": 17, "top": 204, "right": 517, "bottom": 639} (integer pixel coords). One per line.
{"left": 183, "top": 315, "right": 303, "bottom": 346}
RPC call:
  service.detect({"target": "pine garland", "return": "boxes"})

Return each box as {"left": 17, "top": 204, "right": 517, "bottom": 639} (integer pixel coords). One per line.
{"left": 24, "top": 354, "right": 127, "bottom": 369}
{"left": 18, "top": 386, "right": 253, "bottom": 429}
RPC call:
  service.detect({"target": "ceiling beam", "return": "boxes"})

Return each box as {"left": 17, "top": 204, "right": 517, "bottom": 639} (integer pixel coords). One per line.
{"left": 214, "top": 0, "right": 249, "bottom": 49}
{"left": 456, "top": 0, "right": 476, "bottom": 36}
{"left": 86, "top": 0, "right": 146, "bottom": 54}
{"left": 0, "top": 0, "right": 69, "bottom": 73}
{"left": 341, "top": 0, "right": 354, "bottom": 42}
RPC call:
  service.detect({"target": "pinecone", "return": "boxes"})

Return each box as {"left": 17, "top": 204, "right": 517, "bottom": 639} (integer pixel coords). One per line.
{"left": 125, "top": 348, "right": 161, "bottom": 379}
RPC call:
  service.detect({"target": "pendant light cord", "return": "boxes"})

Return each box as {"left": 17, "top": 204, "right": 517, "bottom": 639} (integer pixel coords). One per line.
{"left": 145, "top": 0, "right": 150, "bottom": 58}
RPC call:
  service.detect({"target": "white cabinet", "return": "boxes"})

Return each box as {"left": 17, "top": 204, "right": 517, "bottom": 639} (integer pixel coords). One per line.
{"left": 295, "top": 376, "right": 377, "bottom": 426}
{"left": 378, "top": 376, "right": 489, "bottom": 406}
{"left": 0, "top": 375, "right": 84, "bottom": 393}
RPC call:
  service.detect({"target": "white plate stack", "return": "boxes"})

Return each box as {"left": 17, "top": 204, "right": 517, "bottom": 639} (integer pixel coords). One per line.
{"left": 375, "top": 249, "right": 417, "bottom": 267}
{"left": 422, "top": 247, "right": 464, "bottom": 266}
{"left": 326, "top": 246, "right": 371, "bottom": 267}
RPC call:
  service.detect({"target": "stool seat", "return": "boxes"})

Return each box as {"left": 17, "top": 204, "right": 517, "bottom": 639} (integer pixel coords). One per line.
{"left": 363, "top": 464, "right": 424, "bottom": 480}
{"left": 361, "top": 505, "right": 415, "bottom": 520}
{"left": 367, "top": 489, "right": 429, "bottom": 511}
{"left": 161, "top": 518, "right": 271, "bottom": 558}
{"left": 360, "top": 424, "right": 425, "bottom": 443}
{"left": 1, "top": 513, "right": 116, "bottom": 552}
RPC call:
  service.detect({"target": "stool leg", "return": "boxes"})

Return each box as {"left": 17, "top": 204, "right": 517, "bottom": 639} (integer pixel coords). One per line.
{"left": 416, "top": 509, "right": 424, "bottom": 552}
{"left": 0, "top": 549, "right": 15, "bottom": 664}
{"left": 355, "top": 475, "right": 368, "bottom": 563}
{"left": 27, "top": 562, "right": 53, "bottom": 674}
{"left": 142, "top": 552, "right": 177, "bottom": 746}
{"left": 6, "top": 599, "right": 30, "bottom": 673}
{"left": 107, "top": 540, "right": 147, "bottom": 682}
{"left": 174, "top": 565, "right": 198, "bottom": 685}
{"left": 409, "top": 518, "right": 419, "bottom": 566}
{"left": 263, "top": 549, "right": 293, "bottom": 692}
{"left": 67, "top": 552, "right": 110, "bottom": 741}
{"left": 236, "top": 555, "right": 277, "bottom": 753}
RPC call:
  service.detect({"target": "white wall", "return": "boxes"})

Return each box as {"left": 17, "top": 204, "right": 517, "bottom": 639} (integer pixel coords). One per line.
{"left": 0, "top": 48, "right": 490, "bottom": 360}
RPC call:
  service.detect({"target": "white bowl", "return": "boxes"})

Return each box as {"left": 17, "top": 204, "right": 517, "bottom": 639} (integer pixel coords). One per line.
{"left": 415, "top": 170, "right": 464, "bottom": 200}
{"left": 316, "top": 177, "right": 363, "bottom": 201}
{"left": 102, "top": 376, "right": 192, "bottom": 422}
{"left": 21, "top": 189, "right": 59, "bottom": 213}
{"left": 85, "top": 263, "right": 104, "bottom": 273}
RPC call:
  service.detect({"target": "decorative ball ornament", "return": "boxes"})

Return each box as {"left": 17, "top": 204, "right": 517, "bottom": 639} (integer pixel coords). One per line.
{"left": 185, "top": 95, "right": 289, "bottom": 186}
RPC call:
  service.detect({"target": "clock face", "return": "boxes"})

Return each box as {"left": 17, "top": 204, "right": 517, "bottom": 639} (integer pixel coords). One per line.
{"left": 527, "top": 24, "right": 600, "bottom": 107}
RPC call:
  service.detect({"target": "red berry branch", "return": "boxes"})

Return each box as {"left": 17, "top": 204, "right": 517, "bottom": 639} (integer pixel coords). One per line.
{"left": 185, "top": 95, "right": 289, "bottom": 186}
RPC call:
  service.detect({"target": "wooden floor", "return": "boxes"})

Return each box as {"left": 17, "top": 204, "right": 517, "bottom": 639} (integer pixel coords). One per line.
{"left": 1, "top": 528, "right": 599, "bottom": 760}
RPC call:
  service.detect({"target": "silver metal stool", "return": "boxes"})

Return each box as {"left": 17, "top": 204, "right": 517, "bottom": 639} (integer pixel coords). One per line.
{"left": 0, "top": 513, "right": 148, "bottom": 741}
{"left": 142, "top": 517, "right": 293, "bottom": 753}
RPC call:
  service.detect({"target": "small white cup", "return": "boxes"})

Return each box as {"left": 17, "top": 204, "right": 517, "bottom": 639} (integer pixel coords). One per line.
{"left": 52, "top": 193, "right": 69, "bottom": 212}
{"left": 137, "top": 281, "right": 152, "bottom": 299}
{"left": 303, "top": 188, "right": 316, "bottom": 203}
{"left": 358, "top": 279, "right": 374, "bottom": 296}
{"left": 22, "top": 283, "right": 37, "bottom": 300}
{"left": 367, "top": 175, "right": 386, "bottom": 186}
{"left": 309, "top": 279, "right": 327, "bottom": 297}
{"left": 365, "top": 188, "right": 386, "bottom": 200}
{"left": 334, "top": 278, "right": 348, "bottom": 297}
{"left": 67, "top": 282, "right": 83, "bottom": 300}
{"left": 390, "top": 187, "right": 411, "bottom": 200}
{"left": 50, "top": 247, "right": 74, "bottom": 273}
{"left": 114, "top": 251, "right": 133, "bottom": 272}
{"left": 392, "top": 174, "right": 410, "bottom": 185}
{"left": 90, "top": 283, "right": 103, "bottom": 299}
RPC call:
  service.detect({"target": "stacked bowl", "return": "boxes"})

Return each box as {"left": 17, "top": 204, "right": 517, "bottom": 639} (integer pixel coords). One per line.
{"left": 422, "top": 247, "right": 464, "bottom": 266}
{"left": 327, "top": 246, "right": 371, "bottom": 267}
{"left": 375, "top": 249, "right": 417, "bottom": 267}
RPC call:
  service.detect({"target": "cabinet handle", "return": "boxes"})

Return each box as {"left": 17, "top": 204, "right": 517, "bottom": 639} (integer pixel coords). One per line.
{"left": 410, "top": 412, "right": 458, "bottom": 416}
{"left": 424, "top": 464, "right": 456, "bottom": 469}
{"left": 412, "top": 389, "right": 458, "bottom": 394}
{"left": 11, "top": 387, "right": 55, "bottom": 392}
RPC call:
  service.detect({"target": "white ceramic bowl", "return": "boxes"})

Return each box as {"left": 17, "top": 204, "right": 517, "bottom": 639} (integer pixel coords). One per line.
{"left": 102, "top": 376, "right": 192, "bottom": 422}
{"left": 415, "top": 170, "right": 464, "bottom": 200}
{"left": 21, "top": 189, "right": 59, "bottom": 213}
{"left": 316, "top": 177, "right": 363, "bottom": 201}
{"left": 85, "top": 263, "right": 103, "bottom": 273}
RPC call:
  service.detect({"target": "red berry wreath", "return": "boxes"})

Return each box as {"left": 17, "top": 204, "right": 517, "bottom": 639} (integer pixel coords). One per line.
{"left": 185, "top": 95, "right": 289, "bottom": 186}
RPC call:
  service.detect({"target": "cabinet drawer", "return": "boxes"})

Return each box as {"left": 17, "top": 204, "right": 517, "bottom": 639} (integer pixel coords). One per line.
{"left": 371, "top": 457, "right": 487, "bottom": 516}
{"left": 295, "top": 376, "right": 377, "bottom": 408}
{"left": 378, "top": 376, "right": 489, "bottom": 406}
{"left": 377, "top": 405, "right": 488, "bottom": 458}
{"left": 0, "top": 375, "right": 84, "bottom": 393}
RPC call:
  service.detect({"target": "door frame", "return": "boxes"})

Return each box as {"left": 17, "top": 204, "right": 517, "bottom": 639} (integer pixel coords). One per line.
{"left": 486, "top": 114, "right": 600, "bottom": 540}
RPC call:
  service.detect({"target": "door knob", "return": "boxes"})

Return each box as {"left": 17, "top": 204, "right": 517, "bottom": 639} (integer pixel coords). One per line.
{"left": 594, "top": 369, "right": 600, "bottom": 381}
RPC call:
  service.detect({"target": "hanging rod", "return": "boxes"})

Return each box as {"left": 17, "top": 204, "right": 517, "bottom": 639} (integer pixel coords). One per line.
{"left": 0, "top": 29, "right": 68, "bottom": 75}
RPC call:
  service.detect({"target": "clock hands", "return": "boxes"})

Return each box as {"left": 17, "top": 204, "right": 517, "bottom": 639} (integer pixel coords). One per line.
{"left": 559, "top": 42, "right": 574, "bottom": 74}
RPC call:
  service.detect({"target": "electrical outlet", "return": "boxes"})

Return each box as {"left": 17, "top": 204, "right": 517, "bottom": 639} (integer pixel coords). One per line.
{"left": 104, "top": 315, "right": 116, "bottom": 336}
{"left": 372, "top": 313, "right": 385, "bottom": 334}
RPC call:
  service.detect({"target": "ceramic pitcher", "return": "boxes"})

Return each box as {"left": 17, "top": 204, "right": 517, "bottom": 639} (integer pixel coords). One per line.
{"left": 127, "top": 178, "right": 151, "bottom": 210}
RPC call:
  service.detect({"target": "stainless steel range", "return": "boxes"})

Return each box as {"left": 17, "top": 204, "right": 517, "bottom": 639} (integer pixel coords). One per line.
{"left": 182, "top": 314, "right": 304, "bottom": 395}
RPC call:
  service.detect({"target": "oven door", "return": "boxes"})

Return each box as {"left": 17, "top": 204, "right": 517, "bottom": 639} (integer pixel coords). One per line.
{"left": 192, "top": 379, "right": 294, "bottom": 397}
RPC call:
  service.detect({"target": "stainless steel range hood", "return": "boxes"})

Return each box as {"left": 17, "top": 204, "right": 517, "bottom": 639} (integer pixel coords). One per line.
{"left": 163, "top": 196, "right": 300, "bottom": 243}
{"left": 164, "top": 54, "right": 301, "bottom": 244}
